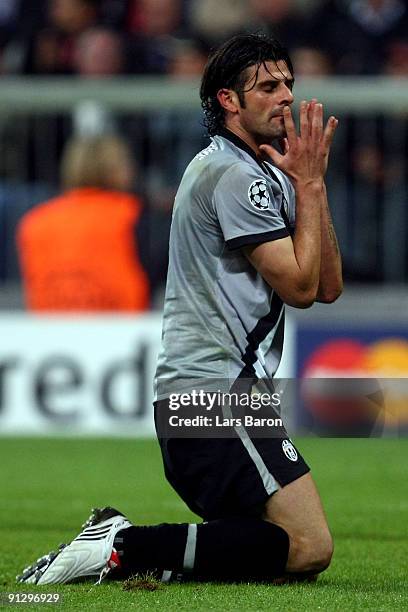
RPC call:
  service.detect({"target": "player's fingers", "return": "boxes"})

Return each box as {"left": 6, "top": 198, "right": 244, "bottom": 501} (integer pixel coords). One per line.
{"left": 307, "top": 99, "right": 317, "bottom": 137}
{"left": 322, "top": 116, "right": 338, "bottom": 151}
{"left": 259, "top": 143, "right": 284, "bottom": 165}
{"left": 299, "top": 100, "right": 308, "bottom": 140}
{"left": 281, "top": 137, "right": 289, "bottom": 154}
{"left": 283, "top": 105, "right": 297, "bottom": 147}
{"left": 311, "top": 103, "right": 323, "bottom": 145}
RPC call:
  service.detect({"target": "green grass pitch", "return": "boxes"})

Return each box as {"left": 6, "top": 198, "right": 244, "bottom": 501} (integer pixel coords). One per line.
{"left": 0, "top": 437, "right": 406, "bottom": 611}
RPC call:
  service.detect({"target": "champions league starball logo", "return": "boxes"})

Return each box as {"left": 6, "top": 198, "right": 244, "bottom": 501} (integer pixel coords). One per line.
{"left": 248, "top": 179, "right": 270, "bottom": 210}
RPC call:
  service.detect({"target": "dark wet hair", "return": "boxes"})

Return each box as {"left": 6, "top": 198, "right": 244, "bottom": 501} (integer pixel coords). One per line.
{"left": 200, "top": 33, "right": 294, "bottom": 136}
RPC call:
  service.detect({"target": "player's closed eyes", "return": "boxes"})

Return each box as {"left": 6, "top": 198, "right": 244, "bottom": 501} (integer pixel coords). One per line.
{"left": 261, "top": 80, "right": 294, "bottom": 92}
{"left": 261, "top": 83, "right": 279, "bottom": 92}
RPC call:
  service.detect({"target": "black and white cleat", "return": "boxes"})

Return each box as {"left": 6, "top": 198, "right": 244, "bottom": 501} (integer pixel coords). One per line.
{"left": 17, "top": 508, "right": 132, "bottom": 585}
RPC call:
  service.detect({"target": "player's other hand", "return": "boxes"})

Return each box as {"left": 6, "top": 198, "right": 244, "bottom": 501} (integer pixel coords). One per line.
{"left": 260, "top": 100, "right": 338, "bottom": 185}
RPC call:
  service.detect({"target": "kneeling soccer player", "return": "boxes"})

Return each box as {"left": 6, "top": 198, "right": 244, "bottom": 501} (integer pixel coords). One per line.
{"left": 18, "top": 33, "right": 342, "bottom": 586}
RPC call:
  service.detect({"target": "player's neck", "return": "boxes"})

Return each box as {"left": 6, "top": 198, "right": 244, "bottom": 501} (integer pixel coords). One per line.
{"left": 222, "top": 123, "right": 261, "bottom": 159}
{"left": 220, "top": 125, "right": 262, "bottom": 163}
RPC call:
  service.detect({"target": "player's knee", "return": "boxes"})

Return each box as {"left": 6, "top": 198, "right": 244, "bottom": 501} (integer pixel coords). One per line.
{"left": 287, "top": 531, "right": 333, "bottom": 574}
{"left": 311, "top": 532, "right": 334, "bottom": 572}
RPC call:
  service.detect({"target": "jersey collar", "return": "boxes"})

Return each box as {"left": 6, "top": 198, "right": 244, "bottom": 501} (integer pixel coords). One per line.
{"left": 217, "top": 127, "right": 264, "bottom": 169}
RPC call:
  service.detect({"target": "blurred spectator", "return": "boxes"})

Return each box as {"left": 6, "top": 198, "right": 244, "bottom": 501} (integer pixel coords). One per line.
{"left": 0, "top": 0, "right": 47, "bottom": 73}
{"left": 187, "top": 0, "right": 251, "bottom": 47}
{"left": 353, "top": 144, "right": 384, "bottom": 184}
{"left": 246, "top": 0, "right": 311, "bottom": 51}
{"left": 2, "top": 0, "right": 101, "bottom": 74}
{"left": 73, "top": 100, "right": 116, "bottom": 135}
{"left": 0, "top": 0, "right": 21, "bottom": 49}
{"left": 384, "top": 41, "right": 408, "bottom": 75}
{"left": 167, "top": 38, "right": 209, "bottom": 78}
{"left": 74, "top": 27, "right": 126, "bottom": 76}
{"left": 138, "top": 0, "right": 182, "bottom": 36}
{"left": 291, "top": 46, "right": 332, "bottom": 77}
{"left": 49, "top": 0, "right": 99, "bottom": 34}
{"left": 0, "top": 0, "right": 48, "bottom": 43}
{"left": 309, "top": 0, "right": 408, "bottom": 74}
{"left": 126, "top": 0, "right": 183, "bottom": 36}
{"left": 123, "top": 0, "right": 187, "bottom": 73}
{"left": 249, "top": 0, "right": 295, "bottom": 24}
{"left": 1, "top": 0, "right": 407, "bottom": 76}
{"left": 17, "top": 135, "right": 150, "bottom": 312}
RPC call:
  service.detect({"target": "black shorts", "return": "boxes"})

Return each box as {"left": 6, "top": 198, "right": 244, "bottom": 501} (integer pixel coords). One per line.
{"left": 154, "top": 398, "right": 310, "bottom": 521}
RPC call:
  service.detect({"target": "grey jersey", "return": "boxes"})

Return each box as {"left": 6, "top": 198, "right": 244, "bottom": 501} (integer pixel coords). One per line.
{"left": 155, "top": 130, "right": 296, "bottom": 398}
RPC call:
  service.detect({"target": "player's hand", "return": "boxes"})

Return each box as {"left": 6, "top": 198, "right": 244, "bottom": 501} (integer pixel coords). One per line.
{"left": 260, "top": 100, "right": 338, "bottom": 184}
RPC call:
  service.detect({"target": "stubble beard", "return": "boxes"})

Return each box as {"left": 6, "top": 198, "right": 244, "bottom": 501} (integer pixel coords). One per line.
{"left": 238, "top": 111, "right": 286, "bottom": 148}
{"left": 253, "top": 122, "right": 286, "bottom": 147}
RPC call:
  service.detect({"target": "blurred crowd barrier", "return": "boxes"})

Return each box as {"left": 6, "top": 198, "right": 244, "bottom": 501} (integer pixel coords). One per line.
{"left": 0, "top": 76, "right": 407, "bottom": 303}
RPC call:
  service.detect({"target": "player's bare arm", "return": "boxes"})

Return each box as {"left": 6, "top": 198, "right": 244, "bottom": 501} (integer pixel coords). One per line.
{"left": 302, "top": 99, "right": 343, "bottom": 302}
{"left": 316, "top": 182, "right": 343, "bottom": 302}
{"left": 294, "top": 99, "right": 342, "bottom": 303}
{"left": 246, "top": 100, "right": 340, "bottom": 308}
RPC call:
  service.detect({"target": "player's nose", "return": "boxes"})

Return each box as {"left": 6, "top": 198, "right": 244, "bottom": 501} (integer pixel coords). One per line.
{"left": 278, "top": 82, "right": 294, "bottom": 105}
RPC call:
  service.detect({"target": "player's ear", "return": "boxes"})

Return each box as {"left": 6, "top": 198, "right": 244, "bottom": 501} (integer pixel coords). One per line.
{"left": 217, "top": 88, "right": 240, "bottom": 114}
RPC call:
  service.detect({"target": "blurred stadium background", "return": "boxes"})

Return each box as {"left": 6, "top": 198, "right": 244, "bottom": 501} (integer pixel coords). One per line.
{"left": 0, "top": 0, "right": 407, "bottom": 437}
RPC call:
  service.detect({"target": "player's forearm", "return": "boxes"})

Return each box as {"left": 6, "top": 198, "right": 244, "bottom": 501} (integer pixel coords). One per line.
{"left": 316, "top": 184, "right": 343, "bottom": 303}
{"left": 291, "top": 179, "right": 323, "bottom": 304}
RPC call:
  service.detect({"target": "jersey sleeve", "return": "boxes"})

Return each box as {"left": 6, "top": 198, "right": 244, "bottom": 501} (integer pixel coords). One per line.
{"left": 213, "top": 162, "right": 290, "bottom": 250}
